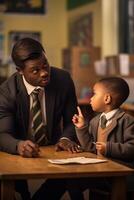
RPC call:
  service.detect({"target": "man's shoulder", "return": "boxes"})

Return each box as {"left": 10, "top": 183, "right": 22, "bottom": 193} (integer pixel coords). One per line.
{"left": 1, "top": 72, "right": 18, "bottom": 85}
{"left": 50, "top": 67, "right": 71, "bottom": 83}
{"left": 51, "top": 66, "right": 70, "bottom": 76}
{"left": 0, "top": 72, "right": 20, "bottom": 97}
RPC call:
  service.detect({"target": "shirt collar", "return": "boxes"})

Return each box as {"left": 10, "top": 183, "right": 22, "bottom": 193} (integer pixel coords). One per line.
{"left": 100, "top": 109, "right": 119, "bottom": 121}
{"left": 22, "top": 75, "right": 43, "bottom": 95}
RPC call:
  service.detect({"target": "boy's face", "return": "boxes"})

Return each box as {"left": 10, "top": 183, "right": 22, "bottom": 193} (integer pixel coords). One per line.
{"left": 17, "top": 53, "right": 50, "bottom": 87}
{"left": 90, "top": 83, "right": 110, "bottom": 113}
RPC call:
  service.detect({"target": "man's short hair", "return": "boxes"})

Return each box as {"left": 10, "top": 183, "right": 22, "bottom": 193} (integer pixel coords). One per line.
{"left": 98, "top": 77, "right": 130, "bottom": 108}
{"left": 11, "top": 37, "right": 45, "bottom": 69}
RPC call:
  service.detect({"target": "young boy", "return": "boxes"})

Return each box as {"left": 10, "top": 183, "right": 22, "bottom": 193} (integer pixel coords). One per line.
{"left": 70, "top": 76, "right": 134, "bottom": 199}
{"left": 73, "top": 77, "right": 134, "bottom": 164}
{"left": 33, "top": 77, "right": 134, "bottom": 200}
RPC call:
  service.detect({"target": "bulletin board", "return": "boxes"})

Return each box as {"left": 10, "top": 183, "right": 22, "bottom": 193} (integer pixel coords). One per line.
{"left": 69, "top": 13, "right": 93, "bottom": 48}
{"left": 8, "top": 31, "right": 41, "bottom": 54}
{"left": 67, "top": 0, "right": 96, "bottom": 10}
{"left": 0, "top": 0, "right": 46, "bottom": 14}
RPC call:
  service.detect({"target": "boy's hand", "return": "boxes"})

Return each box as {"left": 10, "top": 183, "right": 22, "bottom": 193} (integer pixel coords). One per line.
{"left": 17, "top": 140, "right": 40, "bottom": 158}
{"left": 72, "top": 106, "right": 85, "bottom": 128}
{"left": 96, "top": 142, "right": 106, "bottom": 155}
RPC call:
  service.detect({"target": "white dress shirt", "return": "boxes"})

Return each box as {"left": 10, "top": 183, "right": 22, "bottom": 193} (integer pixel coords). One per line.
{"left": 22, "top": 76, "right": 47, "bottom": 133}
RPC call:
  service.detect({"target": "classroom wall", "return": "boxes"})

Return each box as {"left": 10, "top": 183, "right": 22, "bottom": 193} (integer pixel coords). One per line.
{"left": 0, "top": 0, "right": 119, "bottom": 69}
{"left": 67, "top": 0, "right": 102, "bottom": 48}
{"left": 102, "top": 0, "right": 119, "bottom": 57}
{"left": 0, "top": 0, "right": 68, "bottom": 68}
{"left": 67, "top": 0, "right": 119, "bottom": 58}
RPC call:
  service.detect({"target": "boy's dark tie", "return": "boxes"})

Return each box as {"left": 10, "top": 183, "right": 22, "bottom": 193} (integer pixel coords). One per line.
{"left": 31, "top": 89, "right": 48, "bottom": 145}
{"left": 100, "top": 115, "right": 107, "bottom": 129}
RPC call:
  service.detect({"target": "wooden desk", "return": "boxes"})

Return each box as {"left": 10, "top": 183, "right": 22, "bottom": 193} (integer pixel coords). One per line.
{"left": 0, "top": 146, "right": 133, "bottom": 200}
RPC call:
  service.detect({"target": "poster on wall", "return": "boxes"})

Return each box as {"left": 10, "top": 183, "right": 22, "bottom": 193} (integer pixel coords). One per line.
{"left": 7, "top": 31, "right": 41, "bottom": 76}
{"left": 69, "top": 13, "right": 93, "bottom": 47}
{"left": 8, "top": 31, "right": 41, "bottom": 54}
{"left": 67, "top": 0, "right": 96, "bottom": 10}
{"left": 0, "top": 0, "right": 46, "bottom": 14}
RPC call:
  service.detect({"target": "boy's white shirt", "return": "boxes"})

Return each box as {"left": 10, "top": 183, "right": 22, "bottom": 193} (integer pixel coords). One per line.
{"left": 100, "top": 109, "right": 119, "bottom": 127}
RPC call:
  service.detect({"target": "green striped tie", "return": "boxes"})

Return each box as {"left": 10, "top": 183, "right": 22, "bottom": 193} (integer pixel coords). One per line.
{"left": 31, "top": 89, "right": 48, "bottom": 145}
{"left": 100, "top": 115, "right": 107, "bottom": 129}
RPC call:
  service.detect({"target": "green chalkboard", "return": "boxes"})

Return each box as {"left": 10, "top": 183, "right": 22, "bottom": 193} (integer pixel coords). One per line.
{"left": 67, "top": 0, "right": 96, "bottom": 10}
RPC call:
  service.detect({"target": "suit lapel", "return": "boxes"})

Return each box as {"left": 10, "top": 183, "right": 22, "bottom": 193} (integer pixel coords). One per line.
{"left": 106, "top": 110, "right": 125, "bottom": 138}
{"left": 104, "top": 119, "right": 118, "bottom": 138}
{"left": 101, "top": 110, "right": 125, "bottom": 138}
{"left": 45, "top": 83, "right": 56, "bottom": 140}
{"left": 16, "top": 74, "right": 30, "bottom": 137}
{"left": 93, "top": 110, "right": 125, "bottom": 141}
{"left": 92, "top": 116, "right": 100, "bottom": 141}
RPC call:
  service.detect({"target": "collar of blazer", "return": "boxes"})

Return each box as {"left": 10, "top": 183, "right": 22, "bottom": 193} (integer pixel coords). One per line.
{"left": 91, "top": 109, "right": 125, "bottom": 141}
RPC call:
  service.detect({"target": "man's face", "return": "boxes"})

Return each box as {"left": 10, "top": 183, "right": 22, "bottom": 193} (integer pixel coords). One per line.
{"left": 18, "top": 53, "right": 50, "bottom": 87}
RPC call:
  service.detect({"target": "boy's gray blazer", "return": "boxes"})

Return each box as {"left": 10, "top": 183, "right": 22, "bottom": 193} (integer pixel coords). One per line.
{"left": 76, "top": 109, "right": 134, "bottom": 167}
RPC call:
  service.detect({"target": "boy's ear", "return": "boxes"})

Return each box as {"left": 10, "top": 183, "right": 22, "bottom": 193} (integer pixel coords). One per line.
{"left": 104, "top": 93, "right": 112, "bottom": 104}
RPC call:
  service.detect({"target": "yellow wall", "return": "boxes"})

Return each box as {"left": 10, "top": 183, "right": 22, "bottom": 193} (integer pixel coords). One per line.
{"left": 0, "top": 0, "right": 119, "bottom": 67}
{"left": 0, "top": 0, "right": 67, "bottom": 67}
{"left": 102, "top": 0, "right": 119, "bottom": 56}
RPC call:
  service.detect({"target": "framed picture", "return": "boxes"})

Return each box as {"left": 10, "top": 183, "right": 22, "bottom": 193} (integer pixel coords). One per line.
{"left": 69, "top": 13, "right": 93, "bottom": 47}
{"left": 0, "top": 0, "right": 46, "bottom": 14}
{"left": 8, "top": 31, "right": 41, "bottom": 54}
{"left": 7, "top": 31, "right": 41, "bottom": 76}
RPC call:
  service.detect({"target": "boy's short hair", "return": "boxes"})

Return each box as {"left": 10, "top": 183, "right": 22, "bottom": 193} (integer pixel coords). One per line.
{"left": 11, "top": 37, "right": 45, "bottom": 69}
{"left": 98, "top": 77, "right": 130, "bottom": 108}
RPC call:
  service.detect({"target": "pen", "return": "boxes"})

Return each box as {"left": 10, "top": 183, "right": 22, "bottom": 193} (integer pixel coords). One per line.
{"left": 92, "top": 142, "right": 96, "bottom": 145}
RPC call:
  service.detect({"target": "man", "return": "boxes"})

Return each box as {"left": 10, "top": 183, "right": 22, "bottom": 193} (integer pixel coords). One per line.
{"left": 0, "top": 37, "right": 80, "bottom": 199}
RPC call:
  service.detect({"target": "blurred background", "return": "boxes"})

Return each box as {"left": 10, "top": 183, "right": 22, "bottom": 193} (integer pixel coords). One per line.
{"left": 1, "top": 1, "right": 134, "bottom": 199}
{"left": 0, "top": 0, "right": 134, "bottom": 107}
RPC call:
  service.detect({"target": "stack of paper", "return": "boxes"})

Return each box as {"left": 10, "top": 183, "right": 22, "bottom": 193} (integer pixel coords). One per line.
{"left": 48, "top": 157, "right": 107, "bottom": 165}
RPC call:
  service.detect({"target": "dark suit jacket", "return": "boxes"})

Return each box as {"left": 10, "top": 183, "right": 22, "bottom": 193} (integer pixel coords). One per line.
{"left": 76, "top": 109, "right": 134, "bottom": 167}
{"left": 0, "top": 67, "right": 77, "bottom": 154}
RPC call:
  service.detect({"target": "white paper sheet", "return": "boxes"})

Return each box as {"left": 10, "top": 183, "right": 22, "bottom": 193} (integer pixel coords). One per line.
{"left": 48, "top": 157, "right": 107, "bottom": 165}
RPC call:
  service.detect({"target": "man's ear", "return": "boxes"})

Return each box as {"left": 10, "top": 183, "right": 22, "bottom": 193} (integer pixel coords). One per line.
{"left": 104, "top": 93, "right": 112, "bottom": 104}
{"left": 16, "top": 67, "right": 23, "bottom": 75}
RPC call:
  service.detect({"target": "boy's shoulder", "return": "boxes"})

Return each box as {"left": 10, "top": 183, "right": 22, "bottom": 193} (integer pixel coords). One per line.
{"left": 113, "top": 108, "right": 134, "bottom": 121}
{"left": 119, "top": 111, "right": 134, "bottom": 124}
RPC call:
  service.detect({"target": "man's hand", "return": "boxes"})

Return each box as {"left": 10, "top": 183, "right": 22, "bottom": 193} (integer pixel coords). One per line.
{"left": 55, "top": 138, "right": 83, "bottom": 153}
{"left": 72, "top": 106, "right": 85, "bottom": 128}
{"left": 17, "top": 140, "right": 40, "bottom": 158}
